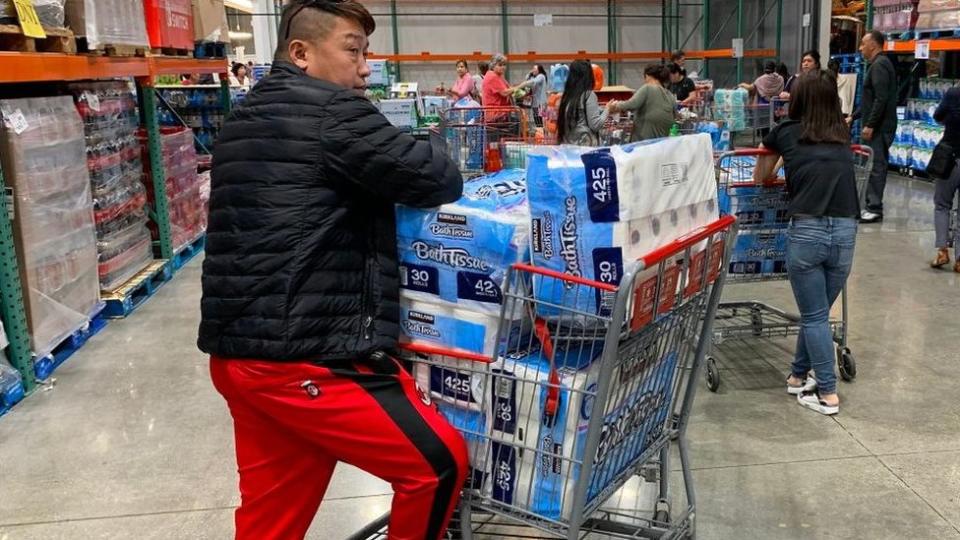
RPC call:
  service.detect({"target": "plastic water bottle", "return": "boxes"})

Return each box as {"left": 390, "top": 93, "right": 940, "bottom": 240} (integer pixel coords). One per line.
{"left": 0, "top": 359, "right": 25, "bottom": 408}
{"left": 670, "top": 123, "right": 680, "bottom": 137}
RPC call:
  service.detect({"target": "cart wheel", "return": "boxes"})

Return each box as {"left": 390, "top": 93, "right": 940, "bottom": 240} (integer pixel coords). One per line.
{"left": 705, "top": 356, "right": 720, "bottom": 392}
{"left": 838, "top": 347, "right": 856, "bottom": 382}
{"left": 654, "top": 499, "right": 671, "bottom": 525}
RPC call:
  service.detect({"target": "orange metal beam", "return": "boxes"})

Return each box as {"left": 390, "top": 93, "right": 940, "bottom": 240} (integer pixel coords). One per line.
{"left": 0, "top": 54, "right": 227, "bottom": 84}
{"left": 0, "top": 52, "right": 149, "bottom": 83}
{"left": 367, "top": 48, "right": 777, "bottom": 63}
{"left": 148, "top": 57, "right": 228, "bottom": 76}
{"left": 885, "top": 39, "right": 960, "bottom": 53}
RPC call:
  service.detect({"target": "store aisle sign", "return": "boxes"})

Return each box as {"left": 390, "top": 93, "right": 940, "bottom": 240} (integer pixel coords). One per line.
{"left": 13, "top": 0, "right": 45, "bottom": 39}
{"left": 915, "top": 40, "right": 930, "bottom": 60}
{"left": 534, "top": 13, "right": 553, "bottom": 27}
{"left": 732, "top": 39, "right": 744, "bottom": 58}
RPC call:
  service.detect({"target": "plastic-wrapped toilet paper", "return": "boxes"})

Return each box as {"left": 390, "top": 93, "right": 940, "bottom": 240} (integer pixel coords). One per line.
{"left": 399, "top": 299, "right": 503, "bottom": 357}
{"left": 397, "top": 169, "right": 528, "bottom": 315}
{"left": 526, "top": 135, "right": 718, "bottom": 318}
{"left": 436, "top": 401, "right": 490, "bottom": 489}
{"left": 485, "top": 345, "right": 681, "bottom": 520}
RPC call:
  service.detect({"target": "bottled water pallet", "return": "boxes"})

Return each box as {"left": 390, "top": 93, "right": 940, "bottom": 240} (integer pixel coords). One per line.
{"left": 102, "top": 260, "right": 173, "bottom": 318}
{"left": 172, "top": 234, "right": 206, "bottom": 272}
{"left": 33, "top": 303, "right": 109, "bottom": 381}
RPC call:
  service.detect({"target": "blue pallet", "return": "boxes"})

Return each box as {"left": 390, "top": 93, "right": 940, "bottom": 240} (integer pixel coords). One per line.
{"left": 915, "top": 28, "right": 960, "bottom": 40}
{"left": 886, "top": 30, "right": 914, "bottom": 41}
{"left": 33, "top": 304, "right": 109, "bottom": 381}
{"left": 171, "top": 234, "right": 206, "bottom": 272}
{"left": 194, "top": 41, "right": 228, "bottom": 59}
{"left": 102, "top": 260, "right": 173, "bottom": 318}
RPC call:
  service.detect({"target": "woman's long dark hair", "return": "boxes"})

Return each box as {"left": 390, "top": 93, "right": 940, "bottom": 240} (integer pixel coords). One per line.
{"left": 789, "top": 70, "right": 849, "bottom": 144}
{"left": 530, "top": 64, "right": 547, "bottom": 79}
{"left": 557, "top": 60, "right": 595, "bottom": 143}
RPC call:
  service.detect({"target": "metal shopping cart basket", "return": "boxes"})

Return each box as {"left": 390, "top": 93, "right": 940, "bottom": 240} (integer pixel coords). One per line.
{"left": 442, "top": 106, "right": 529, "bottom": 178}
{"left": 704, "top": 145, "right": 873, "bottom": 392}
{"left": 348, "top": 215, "right": 738, "bottom": 540}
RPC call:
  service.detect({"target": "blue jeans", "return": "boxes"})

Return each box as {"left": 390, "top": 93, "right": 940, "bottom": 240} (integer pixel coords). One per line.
{"left": 786, "top": 217, "right": 858, "bottom": 395}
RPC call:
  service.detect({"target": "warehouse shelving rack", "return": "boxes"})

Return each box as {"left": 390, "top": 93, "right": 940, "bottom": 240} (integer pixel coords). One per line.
{"left": 0, "top": 54, "right": 228, "bottom": 394}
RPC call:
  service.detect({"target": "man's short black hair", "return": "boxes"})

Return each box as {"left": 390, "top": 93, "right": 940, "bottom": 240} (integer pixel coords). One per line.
{"left": 866, "top": 30, "right": 885, "bottom": 47}
{"left": 273, "top": 0, "right": 376, "bottom": 62}
{"left": 671, "top": 50, "right": 685, "bottom": 62}
{"left": 668, "top": 62, "right": 683, "bottom": 75}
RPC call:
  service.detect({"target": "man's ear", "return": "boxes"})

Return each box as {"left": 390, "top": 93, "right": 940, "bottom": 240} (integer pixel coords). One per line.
{"left": 288, "top": 40, "right": 310, "bottom": 70}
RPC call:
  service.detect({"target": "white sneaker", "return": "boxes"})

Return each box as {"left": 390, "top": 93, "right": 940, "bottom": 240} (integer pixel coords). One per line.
{"left": 786, "top": 376, "right": 817, "bottom": 395}
{"left": 860, "top": 211, "right": 882, "bottom": 223}
{"left": 797, "top": 391, "right": 839, "bottom": 415}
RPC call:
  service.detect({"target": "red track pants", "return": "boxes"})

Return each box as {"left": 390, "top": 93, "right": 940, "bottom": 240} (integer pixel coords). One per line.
{"left": 210, "top": 355, "right": 469, "bottom": 540}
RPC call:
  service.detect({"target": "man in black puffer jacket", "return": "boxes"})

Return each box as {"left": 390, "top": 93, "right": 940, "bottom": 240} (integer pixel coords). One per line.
{"left": 198, "top": 2, "right": 467, "bottom": 538}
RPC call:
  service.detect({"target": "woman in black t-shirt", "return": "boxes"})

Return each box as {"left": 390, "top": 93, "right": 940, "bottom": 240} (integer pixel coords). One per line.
{"left": 754, "top": 70, "right": 858, "bottom": 416}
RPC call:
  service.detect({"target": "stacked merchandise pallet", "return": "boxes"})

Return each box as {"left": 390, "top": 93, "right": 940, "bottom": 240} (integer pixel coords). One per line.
{"left": 155, "top": 85, "right": 246, "bottom": 154}
{"left": 892, "top": 79, "right": 949, "bottom": 173}
{"left": 139, "top": 127, "right": 205, "bottom": 253}
{"left": 0, "top": 97, "right": 101, "bottom": 366}
{"left": 917, "top": 0, "right": 960, "bottom": 32}
{"left": 873, "top": 0, "right": 919, "bottom": 35}
{"left": 70, "top": 82, "right": 154, "bottom": 293}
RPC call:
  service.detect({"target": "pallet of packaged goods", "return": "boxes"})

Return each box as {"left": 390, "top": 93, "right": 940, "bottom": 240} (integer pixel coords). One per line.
{"left": 65, "top": 0, "right": 149, "bottom": 57}
{"left": 0, "top": 96, "right": 103, "bottom": 381}
{"left": 32, "top": 303, "right": 108, "bottom": 381}
{"left": 137, "top": 127, "right": 208, "bottom": 271}
{"left": 69, "top": 81, "right": 158, "bottom": 296}
{"left": 0, "top": 24, "right": 76, "bottom": 53}
{"left": 101, "top": 260, "right": 172, "bottom": 318}
{"left": 171, "top": 232, "right": 205, "bottom": 271}
{"left": 916, "top": 0, "right": 960, "bottom": 34}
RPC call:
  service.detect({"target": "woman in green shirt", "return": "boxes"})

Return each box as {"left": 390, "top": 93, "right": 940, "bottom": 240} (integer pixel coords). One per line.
{"left": 607, "top": 64, "right": 677, "bottom": 141}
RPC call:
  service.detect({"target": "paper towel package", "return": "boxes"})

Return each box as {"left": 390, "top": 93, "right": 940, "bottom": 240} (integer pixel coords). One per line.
{"left": 728, "top": 231, "right": 787, "bottom": 275}
{"left": 398, "top": 169, "right": 530, "bottom": 355}
{"left": 526, "top": 135, "right": 718, "bottom": 317}
{"left": 485, "top": 345, "right": 679, "bottom": 520}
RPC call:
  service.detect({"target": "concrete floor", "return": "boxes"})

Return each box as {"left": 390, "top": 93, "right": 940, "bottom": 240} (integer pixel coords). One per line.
{"left": 0, "top": 175, "right": 958, "bottom": 540}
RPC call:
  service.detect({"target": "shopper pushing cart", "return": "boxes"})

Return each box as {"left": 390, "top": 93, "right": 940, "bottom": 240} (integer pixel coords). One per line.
{"left": 713, "top": 70, "right": 870, "bottom": 415}
{"left": 198, "top": 1, "right": 469, "bottom": 538}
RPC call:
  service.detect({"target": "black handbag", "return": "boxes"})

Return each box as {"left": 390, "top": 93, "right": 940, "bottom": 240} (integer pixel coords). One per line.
{"left": 927, "top": 140, "right": 956, "bottom": 179}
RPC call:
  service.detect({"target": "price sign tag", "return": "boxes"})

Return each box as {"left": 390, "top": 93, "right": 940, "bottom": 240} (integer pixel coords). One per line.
{"left": 84, "top": 91, "right": 101, "bottom": 112}
{"left": 732, "top": 38, "right": 744, "bottom": 58}
{"left": 5, "top": 108, "right": 29, "bottom": 135}
{"left": 12, "top": 0, "right": 46, "bottom": 39}
{"left": 915, "top": 40, "right": 931, "bottom": 60}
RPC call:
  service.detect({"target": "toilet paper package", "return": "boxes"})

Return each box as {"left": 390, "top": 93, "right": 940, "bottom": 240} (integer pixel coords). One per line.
{"left": 526, "top": 135, "right": 718, "bottom": 318}
{"left": 728, "top": 230, "right": 787, "bottom": 275}
{"left": 718, "top": 185, "right": 789, "bottom": 229}
{"left": 486, "top": 345, "right": 680, "bottom": 520}
{"left": 400, "top": 299, "right": 517, "bottom": 357}
{"left": 436, "top": 401, "right": 490, "bottom": 489}
{"left": 397, "top": 169, "right": 529, "bottom": 316}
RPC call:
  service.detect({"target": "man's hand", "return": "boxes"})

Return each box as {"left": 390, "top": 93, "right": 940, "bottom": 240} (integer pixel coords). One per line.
{"left": 606, "top": 100, "right": 619, "bottom": 112}
{"left": 861, "top": 126, "right": 874, "bottom": 142}
{"left": 845, "top": 116, "right": 852, "bottom": 127}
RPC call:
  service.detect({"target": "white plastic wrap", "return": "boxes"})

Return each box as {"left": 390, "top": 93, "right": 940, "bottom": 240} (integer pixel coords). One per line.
{"left": 65, "top": 0, "right": 149, "bottom": 49}
{"left": 0, "top": 96, "right": 100, "bottom": 358}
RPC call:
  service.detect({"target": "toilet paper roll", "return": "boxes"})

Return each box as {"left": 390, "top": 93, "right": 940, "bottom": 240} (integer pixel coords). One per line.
{"left": 436, "top": 401, "right": 491, "bottom": 489}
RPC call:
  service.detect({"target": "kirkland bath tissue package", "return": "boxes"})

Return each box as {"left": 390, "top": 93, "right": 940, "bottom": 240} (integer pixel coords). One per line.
{"left": 485, "top": 344, "right": 680, "bottom": 519}
{"left": 397, "top": 169, "right": 530, "bottom": 356}
{"left": 526, "top": 134, "right": 718, "bottom": 317}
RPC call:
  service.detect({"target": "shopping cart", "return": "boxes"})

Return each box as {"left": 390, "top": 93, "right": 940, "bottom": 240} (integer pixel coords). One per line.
{"left": 704, "top": 145, "right": 873, "bottom": 392}
{"left": 348, "top": 215, "right": 738, "bottom": 540}
{"left": 599, "top": 115, "right": 633, "bottom": 146}
{"left": 442, "top": 106, "right": 529, "bottom": 178}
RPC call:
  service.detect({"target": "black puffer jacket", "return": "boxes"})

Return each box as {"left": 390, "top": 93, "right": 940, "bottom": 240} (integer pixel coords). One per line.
{"left": 198, "top": 62, "right": 463, "bottom": 362}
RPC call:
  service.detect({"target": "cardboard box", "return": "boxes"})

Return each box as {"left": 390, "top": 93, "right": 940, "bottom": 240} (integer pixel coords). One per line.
{"left": 191, "top": 0, "right": 228, "bottom": 42}
{"left": 379, "top": 99, "right": 417, "bottom": 129}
